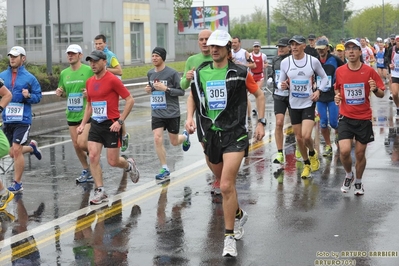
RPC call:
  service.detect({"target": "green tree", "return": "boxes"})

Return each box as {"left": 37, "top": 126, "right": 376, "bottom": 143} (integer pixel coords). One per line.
{"left": 230, "top": 7, "right": 269, "bottom": 43}
{"left": 346, "top": 3, "right": 399, "bottom": 40}
{"left": 174, "top": 0, "right": 193, "bottom": 22}
{"left": 272, "top": 0, "right": 352, "bottom": 42}
{"left": 0, "top": 0, "right": 6, "bottom": 45}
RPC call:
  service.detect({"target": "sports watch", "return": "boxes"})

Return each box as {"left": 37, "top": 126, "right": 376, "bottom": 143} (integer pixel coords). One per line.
{"left": 117, "top": 119, "right": 124, "bottom": 125}
{"left": 258, "top": 118, "right": 267, "bottom": 126}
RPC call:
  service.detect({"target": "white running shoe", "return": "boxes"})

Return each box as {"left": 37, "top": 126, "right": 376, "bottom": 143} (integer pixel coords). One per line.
{"left": 354, "top": 183, "right": 364, "bottom": 196}
{"left": 341, "top": 173, "right": 354, "bottom": 193}
{"left": 222, "top": 236, "right": 237, "bottom": 257}
{"left": 234, "top": 209, "right": 248, "bottom": 240}
{"left": 127, "top": 158, "right": 140, "bottom": 183}
{"left": 89, "top": 188, "right": 108, "bottom": 205}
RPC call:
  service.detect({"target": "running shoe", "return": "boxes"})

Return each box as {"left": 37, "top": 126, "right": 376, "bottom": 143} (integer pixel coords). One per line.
{"left": 89, "top": 188, "right": 108, "bottom": 205}
{"left": 301, "top": 164, "right": 311, "bottom": 179}
{"left": 182, "top": 130, "right": 191, "bottom": 152}
{"left": 127, "top": 158, "right": 140, "bottom": 183}
{"left": 354, "top": 183, "right": 364, "bottom": 196}
{"left": 121, "top": 133, "right": 130, "bottom": 152}
{"left": 0, "top": 190, "right": 14, "bottom": 210}
{"left": 29, "top": 140, "right": 42, "bottom": 160}
{"left": 340, "top": 173, "right": 354, "bottom": 193}
{"left": 273, "top": 152, "right": 284, "bottom": 164}
{"left": 309, "top": 151, "right": 320, "bottom": 171}
{"left": 8, "top": 181, "right": 23, "bottom": 193}
{"left": 222, "top": 236, "right": 237, "bottom": 257}
{"left": 76, "top": 169, "right": 93, "bottom": 183}
{"left": 252, "top": 109, "right": 257, "bottom": 116}
{"left": 211, "top": 180, "right": 221, "bottom": 195}
{"left": 234, "top": 209, "right": 248, "bottom": 240}
{"left": 389, "top": 94, "right": 393, "bottom": 101}
{"left": 155, "top": 168, "right": 170, "bottom": 180}
{"left": 323, "top": 145, "right": 333, "bottom": 157}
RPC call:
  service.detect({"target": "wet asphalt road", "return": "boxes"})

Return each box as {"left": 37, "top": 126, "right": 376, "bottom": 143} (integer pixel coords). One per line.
{"left": 0, "top": 87, "right": 398, "bottom": 266}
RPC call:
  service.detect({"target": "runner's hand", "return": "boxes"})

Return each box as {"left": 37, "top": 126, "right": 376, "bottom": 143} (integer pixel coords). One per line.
{"left": 185, "top": 118, "right": 196, "bottom": 134}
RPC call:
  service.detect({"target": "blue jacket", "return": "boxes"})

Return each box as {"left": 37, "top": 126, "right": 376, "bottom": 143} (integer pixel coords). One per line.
{"left": 0, "top": 65, "right": 42, "bottom": 124}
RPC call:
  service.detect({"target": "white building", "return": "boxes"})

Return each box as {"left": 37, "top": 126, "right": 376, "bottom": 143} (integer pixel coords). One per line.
{"left": 6, "top": 0, "right": 176, "bottom": 65}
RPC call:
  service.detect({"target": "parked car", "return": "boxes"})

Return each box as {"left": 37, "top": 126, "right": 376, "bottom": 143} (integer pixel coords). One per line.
{"left": 260, "top": 45, "right": 278, "bottom": 78}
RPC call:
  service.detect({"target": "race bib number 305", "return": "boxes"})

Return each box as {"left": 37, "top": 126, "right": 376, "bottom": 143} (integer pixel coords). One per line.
{"left": 5, "top": 102, "right": 24, "bottom": 122}
{"left": 206, "top": 80, "right": 227, "bottom": 110}
{"left": 344, "top": 83, "right": 365, "bottom": 105}
{"left": 92, "top": 101, "right": 108, "bottom": 122}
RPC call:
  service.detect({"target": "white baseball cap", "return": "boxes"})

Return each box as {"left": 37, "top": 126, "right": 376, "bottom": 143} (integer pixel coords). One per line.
{"left": 207, "top": 30, "right": 232, "bottom": 46}
{"left": 8, "top": 46, "right": 26, "bottom": 56}
{"left": 66, "top": 44, "right": 82, "bottom": 54}
{"left": 344, "top": 39, "right": 361, "bottom": 48}
{"left": 376, "top": 37, "right": 382, "bottom": 42}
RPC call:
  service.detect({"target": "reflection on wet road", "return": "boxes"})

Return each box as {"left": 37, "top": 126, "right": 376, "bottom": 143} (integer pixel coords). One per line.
{"left": 0, "top": 91, "right": 398, "bottom": 265}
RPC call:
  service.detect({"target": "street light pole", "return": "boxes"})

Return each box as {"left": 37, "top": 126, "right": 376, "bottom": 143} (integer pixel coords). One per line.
{"left": 342, "top": 0, "right": 345, "bottom": 38}
{"left": 203, "top": 0, "right": 206, "bottom": 29}
{"left": 23, "top": 0, "right": 26, "bottom": 44}
{"left": 382, "top": 0, "right": 385, "bottom": 38}
{"left": 45, "top": 0, "right": 52, "bottom": 75}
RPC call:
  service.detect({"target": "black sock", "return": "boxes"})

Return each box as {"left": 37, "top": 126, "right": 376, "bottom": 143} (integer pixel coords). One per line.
{"left": 309, "top": 150, "right": 315, "bottom": 157}
{"left": 304, "top": 159, "right": 310, "bottom": 165}
{"left": 278, "top": 149, "right": 283, "bottom": 153}
{"left": 225, "top": 229, "right": 234, "bottom": 236}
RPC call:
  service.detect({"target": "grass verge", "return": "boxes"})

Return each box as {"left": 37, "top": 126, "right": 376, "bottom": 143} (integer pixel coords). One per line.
{"left": 122, "top": 61, "right": 186, "bottom": 80}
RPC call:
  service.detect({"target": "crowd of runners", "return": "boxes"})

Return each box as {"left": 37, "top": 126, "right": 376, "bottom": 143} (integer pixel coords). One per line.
{"left": 0, "top": 29, "right": 397, "bottom": 259}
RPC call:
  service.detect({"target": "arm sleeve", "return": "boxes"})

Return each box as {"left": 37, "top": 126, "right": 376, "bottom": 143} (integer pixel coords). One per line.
{"left": 169, "top": 71, "right": 185, "bottom": 96}
{"left": 312, "top": 58, "right": 329, "bottom": 92}
{"left": 180, "top": 57, "right": 193, "bottom": 89}
{"left": 27, "top": 77, "right": 42, "bottom": 104}
{"left": 277, "top": 58, "right": 288, "bottom": 90}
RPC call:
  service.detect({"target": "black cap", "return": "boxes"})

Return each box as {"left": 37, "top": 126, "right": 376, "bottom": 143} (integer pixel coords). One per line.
{"left": 289, "top": 35, "right": 306, "bottom": 44}
{"left": 85, "top": 50, "right": 107, "bottom": 61}
{"left": 390, "top": 34, "right": 396, "bottom": 39}
{"left": 152, "top": 47, "right": 167, "bottom": 61}
{"left": 276, "top": 37, "right": 290, "bottom": 47}
{"left": 308, "top": 34, "right": 316, "bottom": 40}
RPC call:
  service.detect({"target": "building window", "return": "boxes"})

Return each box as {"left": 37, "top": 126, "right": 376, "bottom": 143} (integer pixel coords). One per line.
{"left": 99, "top": 22, "right": 115, "bottom": 52}
{"left": 156, "top": 23, "right": 167, "bottom": 50}
{"left": 14, "top": 25, "right": 42, "bottom": 51}
{"left": 130, "top": 23, "right": 144, "bottom": 63}
{"left": 53, "top": 23, "right": 83, "bottom": 49}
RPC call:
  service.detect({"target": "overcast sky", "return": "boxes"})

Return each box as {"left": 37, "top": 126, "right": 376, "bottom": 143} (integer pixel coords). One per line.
{"left": 202, "top": 0, "right": 393, "bottom": 20}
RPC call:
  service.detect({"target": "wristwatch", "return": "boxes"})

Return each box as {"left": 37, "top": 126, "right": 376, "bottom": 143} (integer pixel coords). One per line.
{"left": 258, "top": 118, "right": 267, "bottom": 126}
{"left": 372, "top": 88, "right": 378, "bottom": 93}
{"left": 117, "top": 119, "right": 124, "bottom": 125}
{"left": 166, "top": 87, "right": 171, "bottom": 93}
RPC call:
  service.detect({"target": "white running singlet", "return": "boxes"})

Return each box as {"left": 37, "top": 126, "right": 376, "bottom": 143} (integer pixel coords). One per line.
{"left": 278, "top": 54, "right": 328, "bottom": 109}
{"left": 232, "top": 49, "right": 248, "bottom": 65}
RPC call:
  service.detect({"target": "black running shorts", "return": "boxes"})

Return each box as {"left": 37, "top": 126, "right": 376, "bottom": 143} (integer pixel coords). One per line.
{"left": 338, "top": 115, "right": 374, "bottom": 144}
{"left": 89, "top": 119, "right": 122, "bottom": 148}
{"left": 151, "top": 116, "right": 180, "bottom": 134}
{"left": 203, "top": 129, "right": 249, "bottom": 164}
